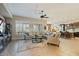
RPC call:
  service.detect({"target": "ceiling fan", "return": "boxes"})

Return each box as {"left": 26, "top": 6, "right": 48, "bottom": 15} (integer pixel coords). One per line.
{"left": 39, "top": 10, "right": 49, "bottom": 18}
{"left": 40, "top": 14, "right": 49, "bottom": 18}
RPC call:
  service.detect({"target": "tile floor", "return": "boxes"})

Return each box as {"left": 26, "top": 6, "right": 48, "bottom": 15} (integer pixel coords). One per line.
{"left": 0, "top": 38, "right": 79, "bottom": 56}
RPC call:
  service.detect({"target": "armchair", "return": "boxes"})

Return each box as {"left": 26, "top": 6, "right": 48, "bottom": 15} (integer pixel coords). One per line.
{"left": 47, "top": 32, "right": 61, "bottom": 47}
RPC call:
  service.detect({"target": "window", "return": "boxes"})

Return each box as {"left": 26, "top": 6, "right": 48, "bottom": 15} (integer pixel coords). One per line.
{"left": 16, "top": 21, "right": 30, "bottom": 35}
{"left": 15, "top": 21, "right": 45, "bottom": 35}
{"left": 23, "top": 24, "right": 29, "bottom": 32}
{"left": 33, "top": 24, "right": 40, "bottom": 32}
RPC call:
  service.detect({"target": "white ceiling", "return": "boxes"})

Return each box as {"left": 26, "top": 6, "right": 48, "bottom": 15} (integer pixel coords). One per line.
{"left": 5, "top": 3, "right": 79, "bottom": 24}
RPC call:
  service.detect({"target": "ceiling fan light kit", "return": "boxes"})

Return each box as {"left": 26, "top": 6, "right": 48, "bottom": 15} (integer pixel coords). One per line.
{"left": 38, "top": 10, "right": 49, "bottom": 18}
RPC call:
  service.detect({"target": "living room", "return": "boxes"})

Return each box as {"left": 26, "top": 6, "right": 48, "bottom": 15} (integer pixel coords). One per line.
{"left": 0, "top": 3, "right": 79, "bottom": 56}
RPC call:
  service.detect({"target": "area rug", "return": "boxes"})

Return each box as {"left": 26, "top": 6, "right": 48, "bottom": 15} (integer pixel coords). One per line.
{"left": 17, "top": 40, "right": 46, "bottom": 52}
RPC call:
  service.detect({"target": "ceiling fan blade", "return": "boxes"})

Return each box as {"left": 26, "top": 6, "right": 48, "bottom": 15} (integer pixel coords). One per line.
{"left": 40, "top": 15, "right": 44, "bottom": 18}
{"left": 46, "top": 17, "right": 49, "bottom": 18}
{"left": 44, "top": 17, "right": 49, "bottom": 18}
{"left": 40, "top": 16, "right": 48, "bottom": 18}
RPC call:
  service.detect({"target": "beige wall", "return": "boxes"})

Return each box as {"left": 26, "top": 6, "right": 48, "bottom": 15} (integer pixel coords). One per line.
{"left": 8, "top": 16, "right": 47, "bottom": 40}
{"left": 13, "top": 16, "right": 47, "bottom": 24}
